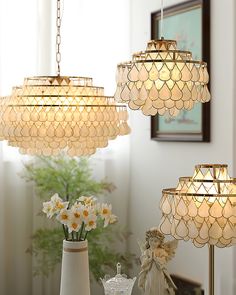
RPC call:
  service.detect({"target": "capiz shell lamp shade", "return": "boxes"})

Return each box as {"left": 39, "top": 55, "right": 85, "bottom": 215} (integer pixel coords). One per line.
{"left": 115, "top": 38, "right": 210, "bottom": 117}
{"left": 159, "top": 164, "right": 236, "bottom": 295}
{"left": 0, "top": 76, "right": 130, "bottom": 156}
{"left": 159, "top": 164, "right": 236, "bottom": 248}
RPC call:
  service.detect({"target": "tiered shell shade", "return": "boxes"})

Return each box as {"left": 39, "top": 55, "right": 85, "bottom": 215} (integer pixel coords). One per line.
{"left": 115, "top": 39, "right": 210, "bottom": 116}
{"left": 159, "top": 164, "right": 236, "bottom": 248}
{"left": 0, "top": 76, "right": 130, "bottom": 156}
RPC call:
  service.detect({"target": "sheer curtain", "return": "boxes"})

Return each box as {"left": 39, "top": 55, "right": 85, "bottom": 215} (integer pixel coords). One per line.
{"left": 0, "top": 0, "right": 37, "bottom": 294}
{"left": 0, "top": 0, "right": 59, "bottom": 294}
{"left": 0, "top": 0, "right": 131, "bottom": 294}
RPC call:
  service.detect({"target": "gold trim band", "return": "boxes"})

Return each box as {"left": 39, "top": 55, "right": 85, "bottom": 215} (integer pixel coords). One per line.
{"left": 133, "top": 59, "right": 207, "bottom": 66}
{"left": 63, "top": 247, "right": 88, "bottom": 253}
{"left": 162, "top": 188, "right": 236, "bottom": 197}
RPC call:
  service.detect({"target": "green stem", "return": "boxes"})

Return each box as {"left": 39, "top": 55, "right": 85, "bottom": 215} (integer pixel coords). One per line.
{"left": 84, "top": 231, "right": 88, "bottom": 241}
{"left": 64, "top": 184, "right": 70, "bottom": 240}
{"left": 65, "top": 183, "right": 69, "bottom": 202}
{"left": 79, "top": 222, "right": 85, "bottom": 241}
{"left": 62, "top": 224, "right": 68, "bottom": 240}
{"left": 72, "top": 231, "right": 75, "bottom": 241}
{"left": 76, "top": 231, "right": 79, "bottom": 241}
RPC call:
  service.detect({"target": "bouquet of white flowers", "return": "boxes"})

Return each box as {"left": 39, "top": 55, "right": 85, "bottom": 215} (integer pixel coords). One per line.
{"left": 43, "top": 194, "right": 117, "bottom": 241}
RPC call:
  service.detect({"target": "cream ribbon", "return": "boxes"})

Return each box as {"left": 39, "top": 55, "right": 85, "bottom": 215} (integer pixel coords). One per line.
{"left": 63, "top": 247, "right": 88, "bottom": 253}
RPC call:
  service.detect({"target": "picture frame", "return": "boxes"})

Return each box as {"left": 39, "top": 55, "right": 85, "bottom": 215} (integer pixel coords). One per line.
{"left": 151, "top": 0, "right": 211, "bottom": 142}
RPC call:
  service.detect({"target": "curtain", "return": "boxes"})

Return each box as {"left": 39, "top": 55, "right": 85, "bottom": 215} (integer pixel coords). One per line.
{"left": 0, "top": 0, "right": 50, "bottom": 294}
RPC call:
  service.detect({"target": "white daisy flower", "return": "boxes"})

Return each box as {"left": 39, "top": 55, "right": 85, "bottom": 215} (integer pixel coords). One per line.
{"left": 67, "top": 218, "right": 81, "bottom": 233}
{"left": 42, "top": 201, "right": 54, "bottom": 218}
{"left": 81, "top": 205, "right": 92, "bottom": 221}
{"left": 100, "top": 203, "right": 112, "bottom": 220}
{"left": 104, "top": 214, "right": 118, "bottom": 227}
{"left": 71, "top": 202, "right": 83, "bottom": 211}
{"left": 56, "top": 209, "right": 70, "bottom": 225}
{"left": 51, "top": 193, "right": 61, "bottom": 203}
{"left": 70, "top": 207, "right": 83, "bottom": 222}
{"left": 78, "top": 196, "right": 88, "bottom": 202}
{"left": 85, "top": 214, "right": 97, "bottom": 231}
{"left": 50, "top": 193, "right": 69, "bottom": 214}
{"left": 78, "top": 196, "right": 97, "bottom": 206}
{"left": 109, "top": 214, "right": 118, "bottom": 224}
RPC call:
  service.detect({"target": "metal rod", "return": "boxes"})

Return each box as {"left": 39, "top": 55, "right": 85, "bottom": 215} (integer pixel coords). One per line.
{"left": 160, "top": 0, "right": 164, "bottom": 38}
{"left": 209, "top": 245, "right": 215, "bottom": 295}
{"left": 56, "top": 0, "right": 62, "bottom": 76}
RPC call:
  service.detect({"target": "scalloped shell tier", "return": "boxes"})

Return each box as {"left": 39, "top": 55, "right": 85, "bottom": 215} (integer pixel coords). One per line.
{"left": 159, "top": 164, "right": 236, "bottom": 248}
{"left": 115, "top": 39, "right": 210, "bottom": 116}
{"left": 0, "top": 76, "right": 130, "bottom": 156}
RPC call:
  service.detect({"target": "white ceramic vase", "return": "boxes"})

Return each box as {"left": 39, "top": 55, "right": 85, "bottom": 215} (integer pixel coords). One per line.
{"left": 60, "top": 239, "right": 90, "bottom": 295}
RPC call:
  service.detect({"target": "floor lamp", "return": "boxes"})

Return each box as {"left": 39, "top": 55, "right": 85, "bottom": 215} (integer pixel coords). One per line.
{"left": 159, "top": 164, "right": 236, "bottom": 295}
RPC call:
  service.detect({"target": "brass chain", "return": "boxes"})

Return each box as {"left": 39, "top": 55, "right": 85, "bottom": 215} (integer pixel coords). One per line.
{"left": 56, "top": 0, "right": 61, "bottom": 76}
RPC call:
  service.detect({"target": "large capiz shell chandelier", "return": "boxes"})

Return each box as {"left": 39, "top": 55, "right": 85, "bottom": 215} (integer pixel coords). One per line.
{"left": 115, "top": 39, "right": 210, "bottom": 117}
{"left": 0, "top": 0, "right": 130, "bottom": 156}
{"left": 159, "top": 164, "right": 236, "bottom": 248}
{"left": 0, "top": 76, "right": 130, "bottom": 156}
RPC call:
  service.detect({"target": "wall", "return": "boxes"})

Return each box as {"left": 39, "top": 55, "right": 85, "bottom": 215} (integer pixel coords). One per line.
{"left": 128, "top": 0, "right": 235, "bottom": 294}
{"left": 233, "top": 0, "right": 236, "bottom": 293}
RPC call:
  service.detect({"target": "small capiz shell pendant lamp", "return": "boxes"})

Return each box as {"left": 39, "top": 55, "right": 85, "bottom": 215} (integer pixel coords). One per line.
{"left": 159, "top": 164, "right": 236, "bottom": 248}
{"left": 115, "top": 39, "right": 210, "bottom": 116}
{"left": 0, "top": 0, "right": 130, "bottom": 157}
{"left": 115, "top": 0, "right": 210, "bottom": 117}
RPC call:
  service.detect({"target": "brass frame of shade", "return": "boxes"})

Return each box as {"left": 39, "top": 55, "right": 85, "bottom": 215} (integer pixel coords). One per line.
{"left": 148, "top": 38, "right": 177, "bottom": 43}
{"left": 178, "top": 176, "right": 236, "bottom": 184}
{"left": 195, "top": 164, "right": 228, "bottom": 168}
{"left": 132, "top": 59, "right": 207, "bottom": 66}
{"left": 8, "top": 104, "right": 127, "bottom": 108}
{"left": 26, "top": 76, "right": 94, "bottom": 82}
{"left": 118, "top": 48, "right": 207, "bottom": 67}
{"left": 117, "top": 62, "right": 132, "bottom": 68}
{"left": 162, "top": 188, "right": 236, "bottom": 197}
{"left": 14, "top": 95, "right": 115, "bottom": 98}
{"left": 133, "top": 49, "right": 192, "bottom": 56}
{"left": 22, "top": 85, "right": 105, "bottom": 90}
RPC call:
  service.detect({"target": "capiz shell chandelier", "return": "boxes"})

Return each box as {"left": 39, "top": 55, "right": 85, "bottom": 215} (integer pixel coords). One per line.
{"left": 0, "top": 76, "right": 130, "bottom": 156}
{"left": 115, "top": 1, "right": 210, "bottom": 116}
{"left": 159, "top": 164, "right": 236, "bottom": 248}
{"left": 0, "top": 0, "right": 130, "bottom": 157}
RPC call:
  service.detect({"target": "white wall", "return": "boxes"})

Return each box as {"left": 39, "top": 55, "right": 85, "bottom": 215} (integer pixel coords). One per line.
{"left": 128, "top": 0, "right": 235, "bottom": 295}
{"left": 233, "top": 0, "right": 236, "bottom": 293}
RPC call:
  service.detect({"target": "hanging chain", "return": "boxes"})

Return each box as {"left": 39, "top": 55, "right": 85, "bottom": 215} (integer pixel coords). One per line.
{"left": 56, "top": 0, "right": 62, "bottom": 76}
{"left": 160, "top": 0, "right": 164, "bottom": 38}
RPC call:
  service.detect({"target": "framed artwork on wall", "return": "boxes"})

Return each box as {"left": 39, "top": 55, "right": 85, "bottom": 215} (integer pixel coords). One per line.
{"left": 151, "top": 0, "right": 211, "bottom": 142}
